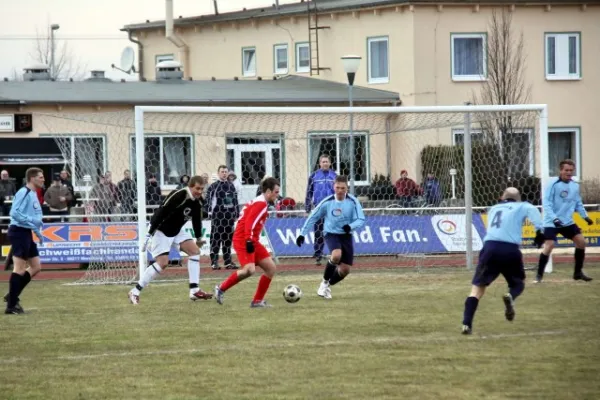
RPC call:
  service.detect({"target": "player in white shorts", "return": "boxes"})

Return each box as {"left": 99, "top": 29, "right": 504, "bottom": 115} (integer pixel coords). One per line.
{"left": 128, "top": 175, "right": 213, "bottom": 305}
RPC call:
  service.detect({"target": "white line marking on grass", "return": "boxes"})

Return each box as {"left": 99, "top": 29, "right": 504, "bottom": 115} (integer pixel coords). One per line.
{"left": 0, "top": 330, "right": 566, "bottom": 365}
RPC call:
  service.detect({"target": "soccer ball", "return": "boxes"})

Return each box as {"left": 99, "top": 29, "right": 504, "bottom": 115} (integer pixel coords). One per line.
{"left": 283, "top": 284, "right": 302, "bottom": 303}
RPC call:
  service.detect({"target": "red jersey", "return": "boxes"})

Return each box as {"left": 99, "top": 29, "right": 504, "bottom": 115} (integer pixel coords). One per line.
{"left": 233, "top": 195, "right": 269, "bottom": 242}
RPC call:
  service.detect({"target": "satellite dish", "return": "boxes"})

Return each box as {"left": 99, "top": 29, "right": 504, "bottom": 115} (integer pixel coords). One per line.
{"left": 120, "top": 47, "right": 135, "bottom": 74}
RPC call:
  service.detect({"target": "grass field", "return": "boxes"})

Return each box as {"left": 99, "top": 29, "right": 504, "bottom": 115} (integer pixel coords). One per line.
{"left": 1, "top": 264, "right": 599, "bottom": 400}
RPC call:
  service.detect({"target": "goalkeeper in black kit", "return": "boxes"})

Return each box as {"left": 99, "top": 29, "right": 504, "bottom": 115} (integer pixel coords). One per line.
{"left": 128, "top": 175, "right": 213, "bottom": 305}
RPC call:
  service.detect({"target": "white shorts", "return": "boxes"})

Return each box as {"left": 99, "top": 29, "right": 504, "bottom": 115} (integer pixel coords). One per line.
{"left": 149, "top": 223, "right": 194, "bottom": 258}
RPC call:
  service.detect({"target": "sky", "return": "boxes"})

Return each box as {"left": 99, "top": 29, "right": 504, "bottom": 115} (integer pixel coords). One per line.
{"left": 0, "top": 0, "right": 297, "bottom": 81}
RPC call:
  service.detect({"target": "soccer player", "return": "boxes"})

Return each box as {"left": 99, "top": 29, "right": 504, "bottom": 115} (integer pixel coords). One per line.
{"left": 461, "top": 187, "right": 545, "bottom": 335}
{"left": 535, "top": 159, "right": 594, "bottom": 283}
{"left": 296, "top": 175, "right": 366, "bottom": 299}
{"left": 4, "top": 167, "right": 45, "bottom": 314}
{"left": 128, "top": 175, "right": 212, "bottom": 305}
{"left": 213, "top": 177, "right": 281, "bottom": 308}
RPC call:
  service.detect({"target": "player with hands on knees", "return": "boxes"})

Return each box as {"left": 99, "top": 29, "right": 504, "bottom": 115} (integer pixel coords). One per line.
{"left": 296, "top": 175, "right": 365, "bottom": 299}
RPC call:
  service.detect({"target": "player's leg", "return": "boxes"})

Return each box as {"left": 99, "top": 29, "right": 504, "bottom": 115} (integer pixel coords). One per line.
{"left": 327, "top": 235, "right": 354, "bottom": 289}
{"left": 251, "top": 245, "right": 276, "bottom": 307}
{"left": 209, "top": 217, "right": 221, "bottom": 269}
{"left": 223, "top": 218, "right": 237, "bottom": 269}
{"left": 313, "top": 218, "right": 325, "bottom": 264}
{"left": 214, "top": 241, "right": 256, "bottom": 305}
{"left": 128, "top": 231, "right": 172, "bottom": 305}
{"left": 5, "top": 227, "right": 36, "bottom": 314}
{"left": 179, "top": 239, "right": 213, "bottom": 300}
{"left": 500, "top": 249, "right": 526, "bottom": 322}
{"left": 461, "top": 285, "right": 486, "bottom": 334}
{"left": 571, "top": 232, "right": 592, "bottom": 281}
{"left": 535, "top": 228, "right": 557, "bottom": 283}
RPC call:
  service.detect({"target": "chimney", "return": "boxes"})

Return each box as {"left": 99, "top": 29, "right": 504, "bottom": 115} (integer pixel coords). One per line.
{"left": 23, "top": 63, "right": 51, "bottom": 81}
{"left": 91, "top": 70, "right": 105, "bottom": 78}
{"left": 156, "top": 60, "right": 184, "bottom": 81}
{"left": 85, "top": 70, "right": 112, "bottom": 82}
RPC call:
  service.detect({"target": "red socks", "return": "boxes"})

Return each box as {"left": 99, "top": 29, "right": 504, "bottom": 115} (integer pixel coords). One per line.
{"left": 219, "top": 272, "right": 240, "bottom": 292}
{"left": 252, "top": 275, "right": 272, "bottom": 303}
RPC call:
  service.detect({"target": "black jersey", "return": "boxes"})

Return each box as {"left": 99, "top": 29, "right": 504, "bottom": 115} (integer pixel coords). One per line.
{"left": 148, "top": 187, "right": 204, "bottom": 238}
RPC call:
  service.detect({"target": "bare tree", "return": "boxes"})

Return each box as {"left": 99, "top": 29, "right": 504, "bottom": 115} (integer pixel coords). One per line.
{"left": 472, "top": 9, "right": 533, "bottom": 180}
{"left": 30, "top": 26, "right": 86, "bottom": 81}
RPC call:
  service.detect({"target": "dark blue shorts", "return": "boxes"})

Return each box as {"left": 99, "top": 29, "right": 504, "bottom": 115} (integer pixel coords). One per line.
{"left": 7, "top": 225, "right": 39, "bottom": 260}
{"left": 472, "top": 241, "right": 524, "bottom": 287}
{"left": 325, "top": 233, "right": 354, "bottom": 266}
{"left": 544, "top": 224, "right": 582, "bottom": 241}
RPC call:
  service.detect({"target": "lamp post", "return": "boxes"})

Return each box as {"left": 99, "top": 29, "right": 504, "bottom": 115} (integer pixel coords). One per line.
{"left": 341, "top": 55, "right": 361, "bottom": 196}
{"left": 50, "top": 24, "right": 60, "bottom": 79}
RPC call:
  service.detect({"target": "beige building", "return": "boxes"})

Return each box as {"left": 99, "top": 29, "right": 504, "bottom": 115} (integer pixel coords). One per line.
{"left": 0, "top": 66, "right": 399, "bottom": 204}
{"left": 123, "top": 0, "right": 600, "bottom": 183}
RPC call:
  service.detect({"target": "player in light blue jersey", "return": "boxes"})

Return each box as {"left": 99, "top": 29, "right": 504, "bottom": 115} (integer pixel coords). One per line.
{"left": 4, "top": 167, "right": 45, "bottom": 314}
{"left": 296, "top": 175, "right": 365, "bottom": 299}
{"left": 461, "top": 187, "right": 545, "bottom": 335}
{"left": 536, "top": 159, "right": 593, "bottom": 283}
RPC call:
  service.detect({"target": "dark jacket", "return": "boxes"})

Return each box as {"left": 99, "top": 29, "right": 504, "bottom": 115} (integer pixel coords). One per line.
{"left": 146, "top": 181, "right": 163, "bottom": 206}
{"left": 305, "top": 169, "right": 337, "bottom": 212}
{"left": 0, "top": 179, "right": 16, "bottom": 198}
{"left": 206, "top": 180, "right": 239, "bottom": 218}
{"left": 117, "top": 178, "right": 137, "bottom": 207}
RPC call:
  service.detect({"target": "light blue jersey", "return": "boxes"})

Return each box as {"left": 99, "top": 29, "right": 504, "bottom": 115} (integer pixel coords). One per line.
{"left": 484, "top": 200, "right": 543, "bottom": 245}
{"left": 300, "top": 194, "right": 366, "bottom": 236}
{"left": 10, "top": 187, "right": 43, "bottom": 236}
{"left": 543, "top": 178, "right": 587, "bottom": 227}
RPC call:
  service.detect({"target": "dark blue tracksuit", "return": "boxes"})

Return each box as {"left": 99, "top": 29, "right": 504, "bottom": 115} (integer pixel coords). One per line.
{"left": 305, "top": 169, "right": 336, "bottom": 258}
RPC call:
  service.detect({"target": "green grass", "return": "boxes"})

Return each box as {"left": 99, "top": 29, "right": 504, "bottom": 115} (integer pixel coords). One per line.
{"left": 1, "top": 265, "right": 599, "bottom": 400}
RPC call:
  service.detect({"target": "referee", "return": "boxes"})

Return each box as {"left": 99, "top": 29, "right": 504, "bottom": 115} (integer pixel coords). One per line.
{"left": 4, "top": 168, "right": 45, "bottom": 315}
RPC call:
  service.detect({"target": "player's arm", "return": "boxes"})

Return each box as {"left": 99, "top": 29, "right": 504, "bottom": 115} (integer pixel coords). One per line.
{"left": 304, "top": 173, "right": 315, "bottom": 212}
{"left": 349, "top": 198, "right": 366, "bottom": 231}
{"left": 300, "top": 198, "right": 328, "bottom": 236}
{"left": 542, "top": 183, "right": 558, "bottom": 223}
{"left": 192, "top": 201, "right": 203, "bottom": 240}
{"left": 9, "top": 190, "right": 36, "bottom": 228}
{"left": 147, "top": 190, "right": 186, "bottom": 235}
{"left": 525, "top": 203, "right": 544, "bottom": 232}
{"left": 231, "top": 183, "right": 240, "bottom": 217}
{"left": 575, "top": 186, "right": 593, "bottom": 225}
{"left": 245, "top": 202, "right": 268, "bottom": 241}
{"left": 204, "top": 183, "right": 215, "bottom": 215}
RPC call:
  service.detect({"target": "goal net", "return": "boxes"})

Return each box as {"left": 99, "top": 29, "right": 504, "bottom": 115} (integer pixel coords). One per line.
{"left": 33, "top": 105, "right": 547, "bottom": 285}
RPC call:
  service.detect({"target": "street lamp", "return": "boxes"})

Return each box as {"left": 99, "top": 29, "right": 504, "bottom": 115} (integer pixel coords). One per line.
{"left": 50, "top": 24, "right": 60, "bottom": 79}
{"left": 341, "top": 55, "right": 361, "bottom": 195}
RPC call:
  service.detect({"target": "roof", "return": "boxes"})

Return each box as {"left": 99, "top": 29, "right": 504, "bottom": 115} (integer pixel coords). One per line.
{"left": 123, "top": 0, "right": 597, "bottom": 31}
{"left": 0, "top": 75, "right": 400, "bottom": 105}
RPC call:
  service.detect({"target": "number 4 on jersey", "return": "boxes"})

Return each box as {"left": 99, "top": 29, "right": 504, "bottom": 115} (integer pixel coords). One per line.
{"left": 490, "top": 210, "right": 502, "bottom": 228}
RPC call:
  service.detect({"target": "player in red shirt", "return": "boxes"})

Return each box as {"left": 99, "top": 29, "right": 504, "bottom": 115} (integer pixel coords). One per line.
{"left": 214, "top": 177, "right": 280, "bottom": 308}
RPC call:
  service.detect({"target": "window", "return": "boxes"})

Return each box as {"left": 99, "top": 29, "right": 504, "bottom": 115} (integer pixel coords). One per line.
{"left": 367, "top": 37, "right": 389, "bottom": 84}
{"left": 130, "top": 136, "right": 193, "bottom": 189}
{"left": 451, "top": 33, "right": 486, "bottom": 81}
{"left": 548, "top": 128, "right": 581, "bottom": 178}
{"left": 274, "top": 44, "right": 288, "bottom": 75}
{"left": 545, "top": 33, "right": 581, "bottom": 80}
{"left": 308, "top": 132, "right": 369, "bottom": 184}
{"left": 54, "top": 136, "right": 106, "bottom": 191}
{"left": 452, "top": 129, "right": 485, "bottom": 145}
{"left": 296, "top": 42, "right": 310, "bottom": 73}
{"left": 155, "top": 54, "right": 174, "bottom": 64}
{"left": 242, "top": 47, "right": 256, "bottom": 77}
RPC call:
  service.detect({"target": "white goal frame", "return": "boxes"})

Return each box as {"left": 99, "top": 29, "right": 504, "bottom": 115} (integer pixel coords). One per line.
{"left": 134, "top": 104, "right": 551, "bottom": 279}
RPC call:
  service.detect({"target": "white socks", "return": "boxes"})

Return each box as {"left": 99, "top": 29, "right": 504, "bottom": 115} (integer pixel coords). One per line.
{"left": 188, "top": 255, "right": 200, "bottom": 294}
{"left": 138, "top": 262, "right": 162, "bottom": 290}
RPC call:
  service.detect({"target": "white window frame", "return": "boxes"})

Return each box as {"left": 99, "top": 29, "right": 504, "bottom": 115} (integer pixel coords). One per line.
{"left": 367, "top": 36, "right": 389, "bottom": 84}
{"left": 451, "top": 33, "right": 487, "bottom": 81}
{"left": 545, "top": 33, "right": 581, "bottom": 80}
{"left": 130, "top": 135, "right": 193, "bottom": 190}
{"left": 308, "top": 132, "right": 370, "bottom": 186}
{"left": 155, "top": 54, "right": 174, "bottom": 64}
{"left": 547, "top": 127, "right": 581, "bottom": 180}
{"left": 295, "top": 42, "right": 310, "bottom": 73}
{"left": 242, "top": 47, "right": 256, "bottom": 77}
{"left": 273, "top": 44, "right": 288, "bottom": 75}
{"left": 452, "top": 128, "right": 534, "bottom": 176}
{"left": 63, "top": 136, "right": 107, "bottom": 192}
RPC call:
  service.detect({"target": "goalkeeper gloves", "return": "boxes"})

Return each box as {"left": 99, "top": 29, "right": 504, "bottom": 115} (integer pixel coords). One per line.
{"left": 553, "top": 218, "right": 563, "bottom": 228}
{"left": 245, "top": 240, "right": 255, "bottom": 254}
{"left": 296, "top": 235, "right": 305, "bottom": 247}
{"left": 342, "top": 224, "right": 352, "bottom": 234}
{"left": 585, "top": 217, "right": 594, "bottom": 226}
{"left": 534, "top": 230, "right": 546, "bottom": 249}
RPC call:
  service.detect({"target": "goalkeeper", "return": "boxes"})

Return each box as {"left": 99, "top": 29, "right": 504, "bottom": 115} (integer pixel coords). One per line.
{"left": 295, "top": 175, "right": 365, "bottom": 300}
{"left": 128, "top": 175, "right": 212, "bottom": 305}
{"left": 535, "top": 159, "right": 593, "bottom": 283}
{"left": 461, "top": 187, "right": 545, "bottom": 335}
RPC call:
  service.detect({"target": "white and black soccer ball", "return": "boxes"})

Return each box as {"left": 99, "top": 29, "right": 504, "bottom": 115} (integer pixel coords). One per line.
{"left": 283, "top": 284, "right": 302, "bottom": 303}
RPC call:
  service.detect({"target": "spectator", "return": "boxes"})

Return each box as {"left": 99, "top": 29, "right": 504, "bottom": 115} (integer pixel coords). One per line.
{"left": 422, "top": 172, "right": 442, "bottom": 207}
{"left": 59, "top": 169, "right": 75, "bottom": 206}
{"left": 44, "top": 174, "right": 72, "bottom": 222}
{"left": 176, "top": 174, "right": 190, "bottom": 190}
{"left": 90, "top": 174, "right": 118, "bottom": 219}
{"left": 117, "top": 169, "right": 137, "bottom": 219}
{"left": 228, "top": 171, "right": 242, "bottom": 198}
{"left": 305, "top": 154, "right": 337, "bottom": 265}
{"left": 395, "top": 170, "right": 422, "bottom": 208}
{"left": 0, "top": 170, "right": 16, "bottom": 216}
{"left": 206, "top": 165, "right": 239, "bottom": 270}
{"left": 146, "top": 174, "right": 162, "bottom": 206}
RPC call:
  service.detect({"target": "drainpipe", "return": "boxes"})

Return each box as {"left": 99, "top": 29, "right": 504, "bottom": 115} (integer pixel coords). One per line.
{"left": 127, "top": 29, "right": 144, "bottom": 80}
{"left": 166, "top": 0, "right": 190, "bottom": 78}
{"left": 213, "top": 0, "right": 219, "bottom": 14}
